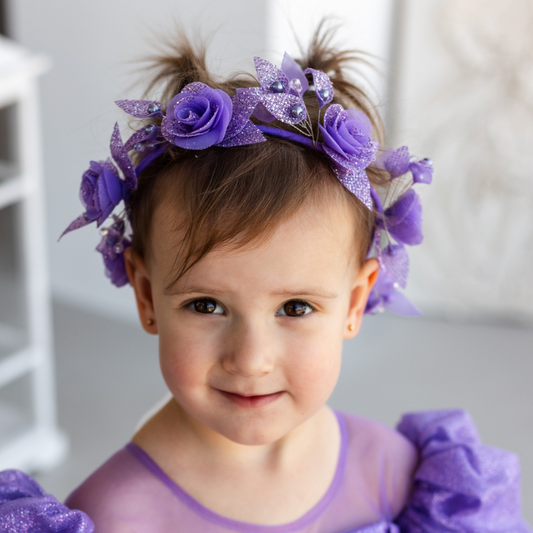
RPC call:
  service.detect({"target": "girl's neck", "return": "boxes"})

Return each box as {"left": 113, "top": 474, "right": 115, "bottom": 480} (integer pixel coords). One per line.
{"left": 133, "top": 398, "right": 337, "bottom": 471}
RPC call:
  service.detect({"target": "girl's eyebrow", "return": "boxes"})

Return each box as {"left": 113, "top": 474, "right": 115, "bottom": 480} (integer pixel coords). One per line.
{"left": 165, "top": 285, "right": 338, "bottom": 299}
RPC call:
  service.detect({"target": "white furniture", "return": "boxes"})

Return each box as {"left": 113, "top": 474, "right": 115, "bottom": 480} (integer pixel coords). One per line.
{"left": 0, "top": 36, "right": 67, "bottom": 472}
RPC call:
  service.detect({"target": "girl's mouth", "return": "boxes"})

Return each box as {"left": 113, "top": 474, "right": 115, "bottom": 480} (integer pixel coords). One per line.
{"left": 217, "top": 390, "right": 284, "bottom": 408}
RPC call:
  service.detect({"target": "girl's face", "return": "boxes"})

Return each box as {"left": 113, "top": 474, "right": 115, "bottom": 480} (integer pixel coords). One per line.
{"left": 127, "top": 198, "right": 377, "bottom": 446}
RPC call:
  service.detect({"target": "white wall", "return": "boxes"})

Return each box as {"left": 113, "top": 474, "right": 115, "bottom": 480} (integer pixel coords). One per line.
{"left": 9, "top": 0, "right": 394, "bottom": 323}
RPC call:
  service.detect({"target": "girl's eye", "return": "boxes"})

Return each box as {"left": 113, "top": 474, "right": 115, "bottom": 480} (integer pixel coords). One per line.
{"left": 189, "top": 298, "right": 224, "bottom": 314}
{"left": 277, "top": 300, "right": 314, "bottom": 317}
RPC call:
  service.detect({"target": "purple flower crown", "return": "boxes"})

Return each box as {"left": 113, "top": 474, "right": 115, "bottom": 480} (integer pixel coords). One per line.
{"left": 61, "top": 53, "right": 433, "bottom": 315}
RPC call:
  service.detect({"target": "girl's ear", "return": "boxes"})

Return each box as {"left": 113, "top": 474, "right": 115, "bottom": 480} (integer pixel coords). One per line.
{"left": 124, "top": 248, "right": 158, "bottom": 335}
{"left": 344, "top": 258, "right": 379, "bottom": 339}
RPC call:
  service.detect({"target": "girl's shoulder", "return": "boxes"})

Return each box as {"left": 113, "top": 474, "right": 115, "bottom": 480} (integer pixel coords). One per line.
{"left": 64, "top": 445, "right": 167, "bottom": 531}
{"left": 337, "top": 410, "right": 419, "bottom": 519}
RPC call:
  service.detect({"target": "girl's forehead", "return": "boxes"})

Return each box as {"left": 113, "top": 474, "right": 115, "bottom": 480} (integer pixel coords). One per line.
{"left": 151, "top": 199, "right": 361, "bottom": 290}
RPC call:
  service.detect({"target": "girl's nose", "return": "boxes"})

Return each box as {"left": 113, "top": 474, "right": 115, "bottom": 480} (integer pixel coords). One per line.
{"left": 221, "top": 321, "right": 274, "bottom": 378}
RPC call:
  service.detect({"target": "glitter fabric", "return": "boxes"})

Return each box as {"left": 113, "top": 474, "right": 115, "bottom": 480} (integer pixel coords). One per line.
{"left": 124, "top": 125, "right": 162, "bottom": 152}
{"left": 0, "top": 470, "right": 94, "bottom": 532}
{"left": 252, "top": 56, "right": 308, "bottom": 125}
{"left": 334, "top": 167, "right": 372, "bottom": 209}
{"left": 396, "top": 410, "right": 532, "bottom": 532}
{"left": 217, "top": 89, "right": 265, "bottom": 147}
{"left": 304, "top": 68, "right": 334, "bottom": 108}
{"left": 116, "top": 99, "right": 163, "bottom": 119}
{"left": 110, "top": 123, "right": 137, "bottom": 190}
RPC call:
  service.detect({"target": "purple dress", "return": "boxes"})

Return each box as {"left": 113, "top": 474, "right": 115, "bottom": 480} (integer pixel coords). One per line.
{"left": 1, "top": 410, "right": 530, "bottom": 533}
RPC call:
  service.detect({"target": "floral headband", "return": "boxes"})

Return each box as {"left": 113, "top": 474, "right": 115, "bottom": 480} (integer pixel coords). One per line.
{"left": 61, "top": 53, "right": 433, "bottom": 315}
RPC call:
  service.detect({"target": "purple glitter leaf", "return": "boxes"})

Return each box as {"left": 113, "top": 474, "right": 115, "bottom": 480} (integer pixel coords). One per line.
{"left": 409, "top": 158, "right": 433, "bottom": 184}
{"left": 253, "top": 56, "right": 290, "bottom": 92}
{"left": 110, "top": 123, "right": 137, "bottom": 190}
{"left": 115, "top": 99, "right": 163, "bottom": 118}
{"left": 260, "top": 92, "right": 307, "bottom": 125}
{"left": 333, "top": 167, "right": 372, "bottom": 209}
{"left": 384, "top": 189, "right": 423, "bottom": 246}
{"left": 304, "top": 68, "right": 334, "bottom": 108}
{"left": 281, "top": 53, "right": 309, "bottom": 94}
{"left": 222, "top": 89, "right": 262, "bottom": 140}
{"left": 124, "top": 125, "right": 162, "bottom": 152}
{"left": 380, "top": 243, "right": 409, "bottom": 289}
{"left": 252, "top": 102, "right": 276, "bottom": 122}
{"left": 217, "top": 121, "right": 266, "bottom": 147}
{"left": 58, "top": 214, "right": 90, "bottom": 240}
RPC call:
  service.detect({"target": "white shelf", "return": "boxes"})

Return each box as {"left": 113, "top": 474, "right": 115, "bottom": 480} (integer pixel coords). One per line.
{"left": 0, "top": 37, "right": 67, "bottom": 474}
{"left": 0, "top": 349, "right": 33, "bottom": 388}
{"left": 0, "top": 402, "right": 68, "bottom": 472}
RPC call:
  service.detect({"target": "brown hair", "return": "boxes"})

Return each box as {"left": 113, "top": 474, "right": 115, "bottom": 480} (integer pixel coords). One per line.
{"left": 128, "top": 25, "right": 389, "bottom": 287}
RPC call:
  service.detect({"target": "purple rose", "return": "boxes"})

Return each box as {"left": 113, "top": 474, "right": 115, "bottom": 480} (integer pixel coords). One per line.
{"left": 80, "top": 160, "right": 125, "bottom": 226}
{"left": 96, "top": 219, "right": 131, "bottom": 287}
{"left": 162, "top": 82, "right": 232, "bottom": 149}
{"left": 319, "top": 104, "right": 379, "bottom": 172}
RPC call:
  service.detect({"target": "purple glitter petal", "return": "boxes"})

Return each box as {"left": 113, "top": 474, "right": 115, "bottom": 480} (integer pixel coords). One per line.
{"left": 323, "top": 140, "right": 379, "bottom": 172}
{"left": 110, "top": 123, "right": 137, "bottom": 190}
{"left": 281, "top": 53, "right": 309, "bottom": 94}
{"left": 252, "top": 102, "right": 276, "bottom": 122}
{"left": 333, "top": 168, "right": 372, "bottom": 209}
{"left": 115, "top": 99, "right": 162, "bottom": 118}
{"left": 260, "top": 93, "right": 307, "bottom": 125}
{"left": 304, "top": 68, "right": 334, "bottom": 108}
{"left": 217, "top": 121, "right": 266, "bottom": 147}
{"left": 380, "top": 243, "right": 409, "bottom": 289}
{"left": 254, "top": 56, "right": 290, "bottom": 91}
{"left": 124, "top": 125, "right": 162, "bottom": 152}
{"left": 58, "top": 214, "right": 90, "bottom": 240}
{"left": 222, "top": 88, "right": 262, "bottom": 140}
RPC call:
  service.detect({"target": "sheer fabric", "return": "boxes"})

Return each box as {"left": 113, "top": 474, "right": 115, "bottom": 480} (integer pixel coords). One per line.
{"left": 1, "top": 410, "right": 530, "bottom": 532}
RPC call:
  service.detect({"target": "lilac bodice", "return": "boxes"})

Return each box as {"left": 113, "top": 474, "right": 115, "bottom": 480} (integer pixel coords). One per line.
{"left": 1, "top": 410, "right": 530, "bottom": 533}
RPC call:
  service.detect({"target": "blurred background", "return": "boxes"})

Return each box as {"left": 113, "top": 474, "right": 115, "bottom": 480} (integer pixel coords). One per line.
{"left": 0, "top": 0, "right": 532, "bottom": 522}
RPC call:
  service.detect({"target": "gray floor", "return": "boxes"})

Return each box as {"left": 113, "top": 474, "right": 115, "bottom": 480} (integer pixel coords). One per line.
{"left": 35, "top": 301, "right": 533, "bottom": 522}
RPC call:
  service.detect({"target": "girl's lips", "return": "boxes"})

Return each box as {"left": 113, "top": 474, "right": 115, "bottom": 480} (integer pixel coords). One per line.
{"left": 217, "top": 390, "right": 284, "bottom": 408}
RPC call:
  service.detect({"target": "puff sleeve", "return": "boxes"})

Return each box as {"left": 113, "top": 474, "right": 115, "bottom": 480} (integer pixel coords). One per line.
{"left": 0, "top": 469, "right": 94, "bottom": 532}
{"left": 394, "top": 410, "right": 531, "bottom": 532}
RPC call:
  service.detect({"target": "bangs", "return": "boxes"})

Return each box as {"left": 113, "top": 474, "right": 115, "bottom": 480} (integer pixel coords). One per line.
{"left": 130, "top": 137, "right": 374, "bottom": 287}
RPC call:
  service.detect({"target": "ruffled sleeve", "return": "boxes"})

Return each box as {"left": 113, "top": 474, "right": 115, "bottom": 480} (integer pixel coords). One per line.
{"left": 0, "top": 469, "right": 94, "bottom": 532}
{"left": 394, "top": 410, "right": 531, "bottom": 532}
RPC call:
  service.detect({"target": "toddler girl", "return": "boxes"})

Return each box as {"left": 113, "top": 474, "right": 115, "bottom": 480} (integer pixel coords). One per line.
{"left": 1, "top": 26, "right": 530, "bottom": 533}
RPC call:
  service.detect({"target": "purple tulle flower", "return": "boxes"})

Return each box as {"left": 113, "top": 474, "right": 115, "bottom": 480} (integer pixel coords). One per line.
{"left": 376, "top": 146, "right": 433, "bottom": 184}
{"left": 320, "top": 104, "right": 379, "bottom": 173}
{"left": 96, "top": 218, "right": 131, "bottom": 287}
{"left": 162, "top": 82, "right": 232, "bottom": 149}
{"left": 365, "top": 270, "right": 421, "bottom": 316}
{"left": 383, "top": 189, "right": 423, "bottom": 246}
